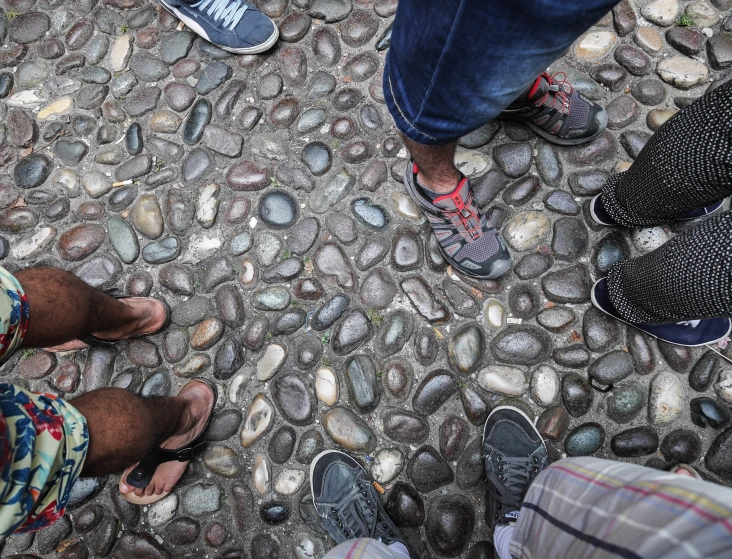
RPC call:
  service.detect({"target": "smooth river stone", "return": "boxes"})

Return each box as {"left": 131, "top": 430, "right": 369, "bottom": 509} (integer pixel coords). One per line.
{"left": 565, "top": 423, "right": 606, "bottom": 457}
{"left": 401, "top": 276, "right": 451, "bottom": 325}
{"left": 344, "top": 355, "right": 381, "bottom": 413}
{"left": 412, "top": 369, "right": 458, "bottom": 416}
{"left": 372, "top": 448, "right": 405, "bottom": 485}
{"left": 536, "top": 406, "right": 570, "bottom": 440}
{"left": 240, "top": 394, "right": 274, "bottom": 448}
{"left": 332, "top": 310, "right": 373, "bottom": 355}
{"left": 530, "top": 365, "right": 560, "bottom": 406}
{"left": 490, "top": 325, "right": 553, "bottom": 366}
{"left": 588, "top": 350, "right": 634, "bottom": 385}
{"left": 447, "top": 323, "right": 485, "bottom": 374}
{"left": 478, "top": 366, "right": 528, "bottom": 397}
{"left": 315, "top": 367, "right": 339, "bottom": 406}
{"left": 382, "top": 408, "right": 429, "bottom": 445}
{"left": 562, "top": 372, "right": 593, "bottom": 417}
{"left": 425, "top": 494, "right": 474, "bottom": 557}
{"left": 649, "top": 372, "right": 684, "bottom": 426}
{"left": 660, "top": 429, "right": 702, "bottom": 464}
{"left": 611, "top": 426, "right": 659, "bottom": 457}
{"left": 408, "top": 445, "right": 454, "bottom": 493}
{"left": 271, "top": 372, "right": 316, "bottom": 426}
{"left": 107, "top": 216, "right": 139, "bottom": 264}
{"left": 322, "top": 406, "right": 377, "bottom": 453}
{"left": 606, "top": 380, "right": 646, "bottom": 424}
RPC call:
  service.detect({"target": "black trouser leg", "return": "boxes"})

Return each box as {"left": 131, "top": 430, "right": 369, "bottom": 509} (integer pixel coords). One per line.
{"left": 607, "top": 211, "right": 732, "bottom": 323}
{"left": 601, "top": 80, "right": 732, "bottom": 227}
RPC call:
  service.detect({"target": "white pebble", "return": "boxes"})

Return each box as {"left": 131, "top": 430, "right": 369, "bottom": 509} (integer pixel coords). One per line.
{"left": 371, "top": 448, "right": 404, "bottom": 484}
{"left": 252, "top": 455, "right": 271, "bottom": 494}
{"left": 478, "top": 366, "right": 528, "bottom": 396}
{"left": 147, "top": 494, "right": 178, "bottom": 527}
{"left": 315, "top": 367, "right": 339, "bottom": 406}
{"left": 530, "top": 365, "right": 560, "bottom": 407}
{"left": 256, "top": 343, "right": 287, "bottom": 381}
{"left": 274, "top": 469, "right": 306, "bottom": 495}
{"left": 714, "top": 370, "right": 732, "bottom": 405}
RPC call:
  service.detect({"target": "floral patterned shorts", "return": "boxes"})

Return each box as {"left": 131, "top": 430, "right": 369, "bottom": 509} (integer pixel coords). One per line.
{"left": 0, "top": 385, "right": 89, "bottom": 543}
{"left": 0, "top": 266, "right": 30, "bottom": 365}
{"left": 0, "top": 267, "right": 89, "bottom": 543}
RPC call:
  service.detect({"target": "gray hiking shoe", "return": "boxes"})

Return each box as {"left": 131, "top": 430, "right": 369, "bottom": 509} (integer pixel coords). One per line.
{"left": 310, "top": 450, "right": 403, "bottom": 546}
{"left": 404, "top": 161, "right": 512, "bottom": 279}
{"left": 483, "top": 406, "right": 548, "bottom": 530}
{"left": 498, "top": 72, "right": 607, "bottom": 146}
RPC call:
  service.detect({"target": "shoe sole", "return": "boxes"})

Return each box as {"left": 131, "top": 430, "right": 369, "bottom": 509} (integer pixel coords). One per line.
{"left": 159, "top": 0, "right": 279, "bottom": 54}
{"left": 589, "top": 194, "right": 617, "bottom": 226}
{"left": 447, "top": 251, "right": 513, "bottom": 281}
{"left": 590, "top": 278, "right": 732, "bottom": 347}
{"left": 309, "top": 449, "right": 362, "bottom": 510}
{"left": 498, "top": 108, "right": 608, "bottom": 147}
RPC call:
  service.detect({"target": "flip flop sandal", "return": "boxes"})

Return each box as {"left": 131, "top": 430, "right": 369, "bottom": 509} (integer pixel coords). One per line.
{"left": 80, "top": 295, "right": 171, "bottom": 348}
{"left": 120, "top": 379, "right": 218, "bottom": 505}
{"left": 669, "top": 464, "right": 702, "bottom": 480}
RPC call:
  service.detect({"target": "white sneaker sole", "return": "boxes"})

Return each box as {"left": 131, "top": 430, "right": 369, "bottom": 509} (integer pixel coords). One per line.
{"left": 159, "top": 0, "right": 279, "bottom": 54}
{"left": 589, "top": 194, "right": 616, "bottom": 226}
{"left": 590, "top": 278, "right": 732, "bottom": 348}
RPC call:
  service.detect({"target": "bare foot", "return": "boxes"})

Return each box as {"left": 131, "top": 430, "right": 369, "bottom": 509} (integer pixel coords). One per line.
{"left": 119, "top": 380, "right": 215, "bottom": 503}
{"left": 674, "top": 468, "right": 695, "bottom": 477}
{"left": 47, "top": 298, "right": 168, "bottom": 352}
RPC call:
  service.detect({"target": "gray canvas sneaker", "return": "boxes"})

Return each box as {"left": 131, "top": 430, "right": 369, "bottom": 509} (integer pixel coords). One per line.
{"left": 483, "top": 406, "right": 548, "bottom": 530}
{"left": 404, "top": 162, "right": 512, "bottom": 279}
{"left": 310, "top": 450, "right": 404, "bottom": 546}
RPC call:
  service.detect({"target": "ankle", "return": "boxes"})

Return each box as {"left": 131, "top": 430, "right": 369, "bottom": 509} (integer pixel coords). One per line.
{"left": 416, "top": 170, "right": 460, "bottom": 194}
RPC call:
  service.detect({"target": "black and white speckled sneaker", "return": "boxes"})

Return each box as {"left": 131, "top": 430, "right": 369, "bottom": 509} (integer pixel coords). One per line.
{"left": 403, "top": 161, "right": 512, "bottom": 279}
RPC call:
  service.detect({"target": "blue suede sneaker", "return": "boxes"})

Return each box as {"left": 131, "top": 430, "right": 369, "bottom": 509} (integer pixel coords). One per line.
{"left": 158, "top": 0, "right": 278, "bottom": 54}
{"left": 590, "top": 194, "right": 725, "bottom": 226}
{"left": 591, "top": 278, "right": 732, "bottom": 347}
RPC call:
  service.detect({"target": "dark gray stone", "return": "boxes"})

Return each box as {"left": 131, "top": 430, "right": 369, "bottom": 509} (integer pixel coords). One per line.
{"left": 491, "top": 325, "right": 553, "bottom": 366}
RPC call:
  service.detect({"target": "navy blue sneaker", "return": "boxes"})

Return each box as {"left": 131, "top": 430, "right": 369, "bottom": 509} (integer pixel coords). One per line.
{"left": 591, "top": 278, "right": 732, "bottom": 347}
{"left": 158, "top": 0, "right": 278, "bottom": 54}
{"left": 590, "top": 194, "right": 725, "bottom": 226}
{"left": 676, "top": 200, "right": 726, "bottom": 220}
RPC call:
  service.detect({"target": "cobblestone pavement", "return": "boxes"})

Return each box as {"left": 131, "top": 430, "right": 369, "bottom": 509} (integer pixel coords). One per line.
{"left": 2, "top": 0, "right": 732, "bottom": 557}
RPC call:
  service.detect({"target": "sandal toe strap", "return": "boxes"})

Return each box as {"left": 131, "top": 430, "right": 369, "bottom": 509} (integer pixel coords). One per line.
{"left": 125, "top": 441, "right": 207, "bottom": 489}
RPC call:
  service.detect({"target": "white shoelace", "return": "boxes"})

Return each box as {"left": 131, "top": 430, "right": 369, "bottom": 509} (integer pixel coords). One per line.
{"left": 191, "top": 0, "right": 248, "bottom": 30}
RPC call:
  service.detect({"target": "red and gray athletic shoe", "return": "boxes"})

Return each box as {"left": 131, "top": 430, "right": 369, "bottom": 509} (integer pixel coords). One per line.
{"left": 404, "top": 162, "right": 512, "bottom": 279}
{"left": 498, "top": 72, "right": 608, "bottom": 146}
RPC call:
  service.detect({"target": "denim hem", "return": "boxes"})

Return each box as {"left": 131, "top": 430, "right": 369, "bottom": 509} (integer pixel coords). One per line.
{"left": 384, "top": 74, "right": 457, "bottom": 145}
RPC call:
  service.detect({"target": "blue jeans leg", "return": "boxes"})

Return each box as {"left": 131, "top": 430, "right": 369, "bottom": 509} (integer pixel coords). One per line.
{"left": 384, "top": 0, "right": 619, "bottom": 145}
